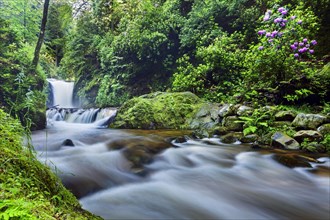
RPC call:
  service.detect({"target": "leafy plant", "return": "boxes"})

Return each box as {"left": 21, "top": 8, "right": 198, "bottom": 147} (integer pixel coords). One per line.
{"left": 242, "top": 3, "right": 320, "bottom": 102}
{"left": 238, "top": 108, "right": 275, "bottom": 136}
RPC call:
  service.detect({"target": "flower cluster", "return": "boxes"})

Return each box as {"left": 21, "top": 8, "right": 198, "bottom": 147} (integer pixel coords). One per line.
{"left": 290, "top": 39, "right": 317, "bottom": 57}
{"left": 257, "top": 6, "right": 317, "bottom": 59}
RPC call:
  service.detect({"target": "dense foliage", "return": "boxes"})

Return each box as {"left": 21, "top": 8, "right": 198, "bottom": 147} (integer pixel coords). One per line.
{"left": 50, "top": 0, "right": 330, "bottom": 108}
{"left": 1, "top": 0, "right": 330, "bottom": 109}
{"left": 0, "top": 0, "right": 50, "bottom": 129}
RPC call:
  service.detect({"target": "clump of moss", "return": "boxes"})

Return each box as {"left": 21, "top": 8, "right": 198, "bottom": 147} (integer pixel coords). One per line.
{"left": 112, "top": 92, "right": 205, "bottom": 129}
{"left": 0, "top": 109, "right": 101, "bottom": 219}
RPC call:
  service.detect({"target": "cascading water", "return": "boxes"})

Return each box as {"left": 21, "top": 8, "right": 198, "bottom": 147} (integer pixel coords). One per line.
{"left": 47, "top": 78, "right": 75, "bottom": 108}
{"left": 46, "top": 79, "right": 117, "bottom": 126}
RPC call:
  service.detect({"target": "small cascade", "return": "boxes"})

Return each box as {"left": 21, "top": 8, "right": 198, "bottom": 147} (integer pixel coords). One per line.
{"left": 46, "top": 108, "right": 117, "bottom": 127}
{"left": 47, "top": 79, "right": 75, "bottom": 108}
{"left": 46, "top": 78, "right": 117, "bottom": 127}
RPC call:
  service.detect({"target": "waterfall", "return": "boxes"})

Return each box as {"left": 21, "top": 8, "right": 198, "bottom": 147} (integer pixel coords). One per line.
{"left": 47, "top": 78, "right": 75, "bottom": 108}
{"left": 46, "top": 79, "right": 117, "bottom": 127}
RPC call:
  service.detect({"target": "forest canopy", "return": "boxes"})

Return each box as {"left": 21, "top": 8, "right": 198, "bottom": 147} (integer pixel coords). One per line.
{"left": 1, "top": 0, "right": 330, "bottom": 113}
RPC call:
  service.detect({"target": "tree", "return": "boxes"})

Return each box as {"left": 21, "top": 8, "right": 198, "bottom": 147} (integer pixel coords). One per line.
{"left": 32, "top": 0, "right": 50, "bottom": 69}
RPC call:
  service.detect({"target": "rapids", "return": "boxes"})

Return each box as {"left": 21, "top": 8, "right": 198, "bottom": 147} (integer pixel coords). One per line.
{"left": 32, "top": 121, "right": 330, "bottom": 220}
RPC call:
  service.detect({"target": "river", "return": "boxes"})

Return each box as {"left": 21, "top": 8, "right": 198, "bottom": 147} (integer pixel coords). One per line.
{"left": 32, "top": 120, "right": 330, "bottom": 219}
{"left": 35, "top": 79, "right": 329, "bottom": 219}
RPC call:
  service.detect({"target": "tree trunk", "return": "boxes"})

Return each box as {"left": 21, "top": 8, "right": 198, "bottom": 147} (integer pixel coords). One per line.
{"left": 32, "top": 0, "right": 50, "bottom": 69}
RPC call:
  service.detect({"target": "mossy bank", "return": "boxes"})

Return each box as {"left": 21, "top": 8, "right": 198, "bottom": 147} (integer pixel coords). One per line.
{"left": 0, "top": 109, "right": 101, "bottom": 219}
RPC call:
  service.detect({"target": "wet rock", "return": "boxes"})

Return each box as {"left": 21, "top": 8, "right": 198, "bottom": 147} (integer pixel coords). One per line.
{"left": 271, "top": 132, "right": 300, "bottom": 150}
{"left": 218, "top": 104, "right": 237, "bottom": 117}
{"left": 240, "top": 134, "right": 259, "bottom": 143}
{"left": 174, "top": 136, "right": 188, "bottom": 143}
{"left": 293, "top": 130, "right": 323, "bottom": 143}
{"left": 211, "top": 126, "right": 228, "bottom": 136}
{"left": 123, "top": 146, "right": 153, "bottom": 168}
{"left": 273, "top": 154, "right": 312, "bottom": 168}
{"left": 237, "top": 105, "right": 254, "bottom": 116}
{"left": 62, "top": 139, "right": 74, "bottom": 147}
{"left": 222, "top": 116, "right": 243, "bottom": 132}
{"left": 292, "top": 113, "right": 327, "bottom": 130}
{"left": 220, "top": 133, "right": 238, "bottom": 144}
{"left": 250, "top": 142, "right": 271, "bottom": 150}
{"left": 220, "top": 132, "right": 243, "bottom": 144}
{"left": 275, "top": 110, "right": 297, "bottom": 121}
{"left": 107, "top": 136, "right": 171, "bottom": 168}
{"left": 317, "top": 123, "right": 330, "bottom": 136}
{"left": 107, "top": 137, "right": 170, "bottom": 153}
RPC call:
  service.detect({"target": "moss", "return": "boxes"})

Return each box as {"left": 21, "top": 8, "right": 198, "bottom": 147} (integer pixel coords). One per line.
{"left": 0, "top": 109, "right": 101, "bottom": 219}
{"left": 112, "top": 92, "right": 205, "bottom": 129}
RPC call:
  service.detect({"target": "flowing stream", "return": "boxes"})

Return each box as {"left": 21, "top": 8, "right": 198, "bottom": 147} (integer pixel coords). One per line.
{"left": 32, "top": 80, "right": 330, "bottom": 219}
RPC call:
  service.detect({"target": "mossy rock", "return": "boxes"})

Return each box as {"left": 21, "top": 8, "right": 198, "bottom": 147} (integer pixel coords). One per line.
{"left": 111, "top": 92, "right": 205, "bottom": 129}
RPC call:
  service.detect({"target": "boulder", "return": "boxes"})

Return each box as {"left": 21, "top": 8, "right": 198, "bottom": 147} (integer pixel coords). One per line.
{"left": 293, "top": 130, "right": 323, "bottom": 143}
{"left": 61, "top": 139, "right": 75, "bottom": 147}
{"left": 292, "top": 113, "right": 327, "bottom": 130}
{"left": 107, "top": 136, "right": 171, "bottom": 168}
{"left": 111, "top": 92, "right": 205, "bottom": 129}
{"left": 222, "top": 116, "right": 244, "bottom": 132}
{"left": 271, "top": 132, "right": 300, "bottom": 150}
{"left": 275, "top": 110, "right": 297, "bottom": 121}
{"left": 317, "top": 123, "right": 330, "bottom": 136}
{"left": 273, "top": 154, "right": 312, "bottom": 168}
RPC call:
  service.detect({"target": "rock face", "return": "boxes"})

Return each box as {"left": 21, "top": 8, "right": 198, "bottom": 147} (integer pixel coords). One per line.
{"left": 292, "top": 113, "right": 327, "bottom": 130}
{"left": 293, "top": 130, "right": 323, "bottom": 143}
{"left": 271, "top": 132, "right": 300, "bottom": 150}
{"left": 111, "top": 92, "right": 205, "bottom": 129}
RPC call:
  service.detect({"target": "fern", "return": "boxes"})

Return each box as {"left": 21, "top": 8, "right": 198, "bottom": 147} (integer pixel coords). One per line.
{"left": 0, "top": 200, "right": 37, "bottom": 220}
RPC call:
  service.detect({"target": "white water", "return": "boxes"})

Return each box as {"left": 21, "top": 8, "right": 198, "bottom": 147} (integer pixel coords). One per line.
{"left": 47, "top": 79, "right": 75, "bottom": 108}
{"left": 32, "top": 122, "right": 330, "bottom": 220}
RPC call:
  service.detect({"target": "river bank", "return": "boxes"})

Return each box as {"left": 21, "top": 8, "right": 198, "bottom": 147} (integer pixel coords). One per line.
{"left": 110, "top": 91, "right": 330, "bottom": 153}
{"left": 0, "top": 109, "right": 101, "bottom": 219}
